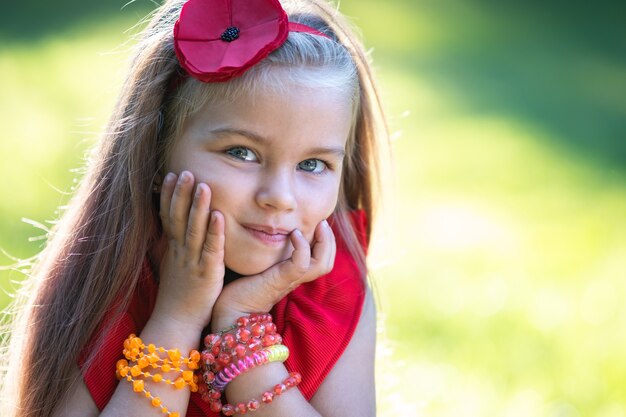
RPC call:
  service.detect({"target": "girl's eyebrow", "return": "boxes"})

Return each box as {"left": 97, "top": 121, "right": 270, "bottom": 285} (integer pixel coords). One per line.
{"left": 210, "top": 127, "right": 266, "bottom": 144}
{"left": 209, "top": 127, "right": 346, "bottom": 158}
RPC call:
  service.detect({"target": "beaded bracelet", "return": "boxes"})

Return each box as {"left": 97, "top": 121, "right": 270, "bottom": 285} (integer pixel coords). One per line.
{"left": 201, "top": 313, "right": 281, "bottom": 375}
{"left": 122, "top": 334, "right": 201, "bottom": 371}
{"left": 117, "top": 335, "right": 200, "bottom": 417}
{"left": 212, "top": 344, "right": 290, "bottom": 391}
{"left": 201, "top": 371, "right": 302, "bottom": 415}
{"left": 197, "top": 313, "right": 302, "bottom": 415}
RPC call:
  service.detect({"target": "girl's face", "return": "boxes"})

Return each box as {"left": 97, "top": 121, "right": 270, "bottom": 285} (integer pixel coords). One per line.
{"left": 166, "top": 82, "right": 353, "bottom": 275}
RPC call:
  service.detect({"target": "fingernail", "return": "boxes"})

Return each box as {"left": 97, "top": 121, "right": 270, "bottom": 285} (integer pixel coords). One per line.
{"left": 294, "top": 229, "right": 303, "bottom": 238}
{"left": 210, "top": 211, "right": 218, "bottom": 224}
{"left": 195, "top": 184, "right": 203, "bottom": 198}
{"left": 164, "top": 172, "right": 175, "bottom": 184}
{"left": 179, "top": 171, "right": 191, "bottom": 184}
{"left": 322, "top": 219, "right": 329, "bottom": 229}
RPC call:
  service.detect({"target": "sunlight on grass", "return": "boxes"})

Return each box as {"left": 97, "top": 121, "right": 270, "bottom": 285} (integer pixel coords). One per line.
{"left": 371, "top": 66, "right": 626, "bottom": 416}
{"left": 0, "top": 17, "right": 141, "bottom": 306}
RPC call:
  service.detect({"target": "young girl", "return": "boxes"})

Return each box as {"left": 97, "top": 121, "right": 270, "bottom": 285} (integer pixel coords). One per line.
{"left": 2, "top": 0, "right": 388, "bottom": 415}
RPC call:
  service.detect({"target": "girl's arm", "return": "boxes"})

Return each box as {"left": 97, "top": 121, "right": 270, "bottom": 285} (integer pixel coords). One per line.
{"left": 216, "top": 288, "right": 376, "bottom": 417}
{"left": 310, "top": 288, "right": 376, "bottom": 415}
{"left": 52, "top": 318, "right": 205, "bottom": 417}
{"left": 52, "top": 172, "right": 225, "bottom": 417}
{"left": 51, "top": 317, "right": 206, "bottom": 417}
{"left": 209, "top": 218, "right": 375, "bottom": 416}
{"left": 52, "top": 292, "right": 376, "bottom": 417}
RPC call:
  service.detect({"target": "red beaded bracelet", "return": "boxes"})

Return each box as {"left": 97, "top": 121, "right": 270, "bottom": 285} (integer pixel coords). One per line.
{"left": 201, "top": 313, "right": 281, "bottom": 378}
{"left": 200, "top": 371, "right": 302, "bottom": 415}
{"left": 196, "top": 313, "right": 301, "bottom": 415}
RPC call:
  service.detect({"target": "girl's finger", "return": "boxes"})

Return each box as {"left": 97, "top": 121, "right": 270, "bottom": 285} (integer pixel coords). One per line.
{"left": 201, "top": 210, "right": 225, "bottom": 271}
{"left": 311, "top": 220, "right": 335, "bottom": 275}
{"left": 328, "top": 227, "right": 337, "bottom": 271}
{"left": 280, "top": 229, "right": 310, "bottom": 280}
{"left": 260, "top": 229, "right": 310, "bottom": 290}
{"left": 215, "top": 231, "right": 318, "bottom": 315}
{"left": 169, "top": 170, "right": 194, "bottom": 243}
{"left": 159, "top": 172, "right": 177, "bottom": 238}
{"left": 185, "top": 182, "right": 212, "bottom": 260}
{"left": 288, "top": 229, "right": 311, "bottom": 274}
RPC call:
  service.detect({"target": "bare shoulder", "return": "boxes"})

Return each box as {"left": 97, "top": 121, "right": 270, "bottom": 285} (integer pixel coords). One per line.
{"left": 310, "top": 285, "right": 376, "bottom": 416}
{"left": 51, "top": 366, "right": 99, "bottom": 417}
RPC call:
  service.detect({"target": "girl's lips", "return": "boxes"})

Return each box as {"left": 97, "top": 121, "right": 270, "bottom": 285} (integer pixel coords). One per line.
{"left": 243, "top": 225, "right": 290, "bottom": 244}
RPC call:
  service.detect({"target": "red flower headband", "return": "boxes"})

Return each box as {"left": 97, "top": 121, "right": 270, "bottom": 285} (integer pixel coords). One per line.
{"left": 173, "top": 0, "right": 329, "bottom": 83}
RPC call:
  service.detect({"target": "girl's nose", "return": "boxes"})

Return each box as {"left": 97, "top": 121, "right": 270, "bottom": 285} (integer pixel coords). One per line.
{"left": 254, "top": 169, "right": 297, "bottom": 211}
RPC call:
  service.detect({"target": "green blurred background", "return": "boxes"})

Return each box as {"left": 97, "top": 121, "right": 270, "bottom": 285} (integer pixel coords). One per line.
{"left": 1, "top": 1, "right": 625, "bottom": 415}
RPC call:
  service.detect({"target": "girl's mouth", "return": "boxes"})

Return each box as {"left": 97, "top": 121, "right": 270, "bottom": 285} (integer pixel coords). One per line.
{"left": 242, "top": 224, "right": 290, "bottom": 244}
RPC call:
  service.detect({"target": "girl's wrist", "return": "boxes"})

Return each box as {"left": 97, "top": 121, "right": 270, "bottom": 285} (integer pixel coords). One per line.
{"left": 150, "top": 298, "right": 212, "bottom": 336}
{"left": 199, "top": 312, "right": 306, "bottom": 415}
{"left": 210, "top": 305, "right": 254, "bottom": 333}
{"left": 145, "top": 312, "right": 206, "bottom": 348}
{"left": 210, "top": 314, "right": 240, "bottom": 334}
{"left": 210, "top": 297, "right": 273, "bottom": 333}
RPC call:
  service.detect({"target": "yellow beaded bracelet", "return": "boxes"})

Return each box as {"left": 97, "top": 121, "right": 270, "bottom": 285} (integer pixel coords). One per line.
{"left": 264, "top": 344, "right": 289, "bottom": 363}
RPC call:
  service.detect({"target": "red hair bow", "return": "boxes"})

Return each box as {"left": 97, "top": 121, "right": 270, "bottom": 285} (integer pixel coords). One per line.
{"left": 174, "top": 0, "right": 328, "bottom": 83}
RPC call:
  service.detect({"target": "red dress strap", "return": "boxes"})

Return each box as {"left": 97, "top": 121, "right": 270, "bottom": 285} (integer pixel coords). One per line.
{"left": 79, "top": 210, "right": 368, "bottom": 415}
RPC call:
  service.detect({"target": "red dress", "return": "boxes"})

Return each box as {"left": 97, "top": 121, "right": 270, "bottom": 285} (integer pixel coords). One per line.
{"left": 80, "top": 211, "right": 367, "bottom": 416}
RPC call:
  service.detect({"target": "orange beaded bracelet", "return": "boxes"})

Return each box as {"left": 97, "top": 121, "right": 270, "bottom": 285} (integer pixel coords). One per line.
{"left": 116, "top": 334, "right": 201, "bottom": 417}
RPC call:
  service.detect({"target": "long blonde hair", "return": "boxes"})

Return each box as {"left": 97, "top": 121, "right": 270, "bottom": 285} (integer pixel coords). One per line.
{"left": 1, "top": 0, "right": 388, "bottom": 415}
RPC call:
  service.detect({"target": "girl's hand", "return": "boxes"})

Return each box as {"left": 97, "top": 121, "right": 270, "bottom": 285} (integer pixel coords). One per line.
{"left": 152, "top": 171, "right": 225, "bottom": 334}
{"left": 210, "top": 219, "right": 336, "bottom": 332}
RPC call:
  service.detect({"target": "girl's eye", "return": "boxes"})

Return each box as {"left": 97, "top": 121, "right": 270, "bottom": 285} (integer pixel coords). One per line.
{"left": 298, "top": 159, "right": 327, "bottom": 174}
{"left": 226, "top": 146, "right": 258, "bottom": 162}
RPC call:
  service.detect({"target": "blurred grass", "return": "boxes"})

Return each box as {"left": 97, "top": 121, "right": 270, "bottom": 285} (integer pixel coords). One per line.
{"left": 0, "top": 16, "right": 145, "bottom": 294}
{"left": 0, "top": 0, "right": 153, "bottom": 41}
{"left": 1, "top": 1, "right": 626, "bottom": 416}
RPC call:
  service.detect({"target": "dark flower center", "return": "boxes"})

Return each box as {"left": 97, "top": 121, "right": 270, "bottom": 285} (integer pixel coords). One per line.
{"left": 221, "top": 26, "right": 240, "bottom": 42}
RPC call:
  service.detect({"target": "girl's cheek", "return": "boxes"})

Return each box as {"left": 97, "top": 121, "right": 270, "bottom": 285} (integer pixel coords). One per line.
{"left": 197, "top": 174, "right": 233, "bottom": 204}
{"left": 304, "top": 209, "right": 336, "bottom": 243}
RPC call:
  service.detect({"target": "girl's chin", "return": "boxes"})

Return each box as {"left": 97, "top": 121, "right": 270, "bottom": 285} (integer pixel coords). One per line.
{"left": 224, "top": 244, "right": 293, "bottom": 277}
{"left": 225, "top": 264, "right": 264, "bottom": 277}
{"left": 224, "top": 255, "right": 287, "bottom": 277}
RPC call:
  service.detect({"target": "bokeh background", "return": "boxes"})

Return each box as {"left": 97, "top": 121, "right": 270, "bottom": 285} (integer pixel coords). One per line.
{"left": 1, "top": 0, "right": 625, "bottom": 415}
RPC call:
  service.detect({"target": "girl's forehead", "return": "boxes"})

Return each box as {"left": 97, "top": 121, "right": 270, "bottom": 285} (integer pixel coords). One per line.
{"left": 182, "top": 83, "right": 353, "bottom": 150}
{"left": 195, "top": 79, "right": 352, "bottom": 123}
